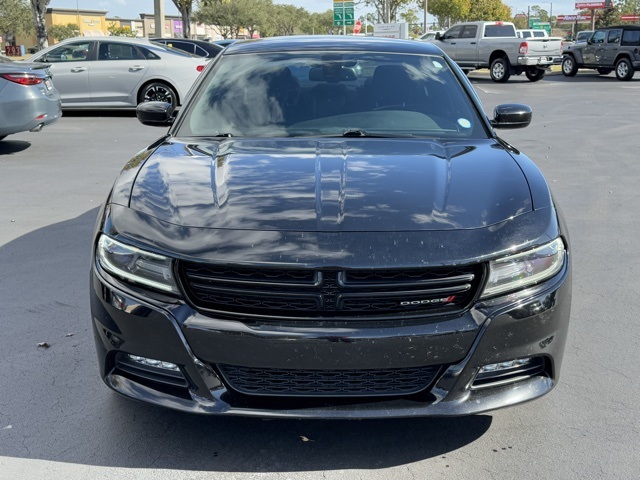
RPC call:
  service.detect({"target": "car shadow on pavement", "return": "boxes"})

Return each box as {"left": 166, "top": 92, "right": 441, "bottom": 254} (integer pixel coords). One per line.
{"left": 0, "top": 139, "right": 31, "bottom": 155}
{"left": 0, "top": 209, "right": 492, "bottom": 472}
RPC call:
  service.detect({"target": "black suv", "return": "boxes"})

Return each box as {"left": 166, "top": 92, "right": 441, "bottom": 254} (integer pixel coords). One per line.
{"left": 562, "top": 25, "right": 640, "bottom": 80}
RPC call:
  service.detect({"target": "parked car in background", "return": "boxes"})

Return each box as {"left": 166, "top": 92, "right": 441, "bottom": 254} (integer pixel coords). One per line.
{"left": 0, "top": 56, "right": 61, "bottom": 141}
{"left": 429, "top": 21, "right": 563, "bottom": 82}
{"left": 516, "top": 29, "right": 549, "bottom": 38}
{"left": 214, "top": 39, "right": 239, "bottom": 47}
{"left": 562, "top": 25, "right": 640, "bottom": 80}
{"left": 150, "top": 38, "right": 223, "bottom": 59}
{"left": 91, "top": 36, "right": 572, "bottom": 418}
{"left": 419, "top": 30, "right": 444, "bottom": 41}
{"left": 24, "top": 36, "right": 207, "bottom": 110}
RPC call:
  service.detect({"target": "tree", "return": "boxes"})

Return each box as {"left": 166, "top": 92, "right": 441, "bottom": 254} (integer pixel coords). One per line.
{"left": 596, "top": 6, "right": 621, "bottom": 27}
{"left": 358, "top": 0, "right": 414, "bottom": 23}
{"left": 467, "top": 0, "right": 512, "bottom": 21}
{"left": 107, "top": 23, "right": 138, "bottom": 37}
{"left": 529, "top": 5, "right": 550, "bottom": 22}
{"left": 0, "top": 0, "right": 34, "bottom": 42}
{"left": 428, "top": 0, "right": 469, "bottom": 28}
{"left": 400, "top": 8, "right": 421, "bottom": 35}
{"left": 270, "top": 4, "right": 303, "bottom": 36}
{"left": 48, "top": 22, "right": 79, "bottom": 41}
{"left": 196, "top": 0, "right": 243, "bottom": 38}
{"left": 302, "top": 10, "right": 337, "bottom": 35}
{"left": 172, "top": 0, "right": 194, "bottom": 38}
{"left": 30, "top": 0, "right": 50, "bottom": 50}
{"left": 235, "top": 0, "right": 271, "bottom": 39}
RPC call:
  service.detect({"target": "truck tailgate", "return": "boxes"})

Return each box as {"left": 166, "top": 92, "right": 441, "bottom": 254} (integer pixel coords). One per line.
{"left": 525, "top": 38, "right": 563, "bottom": 57}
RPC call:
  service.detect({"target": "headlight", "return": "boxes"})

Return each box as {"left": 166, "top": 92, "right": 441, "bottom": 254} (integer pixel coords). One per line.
{"left": 481, "top": 238, "right": 565, "bottom": 298}
{"left": 96, "top": 235, "right": 179, "bottom": 294}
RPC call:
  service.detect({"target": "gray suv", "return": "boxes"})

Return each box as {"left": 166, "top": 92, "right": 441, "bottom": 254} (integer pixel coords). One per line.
{"left": 562, "top": 25, "right": 640, "bottom": 80}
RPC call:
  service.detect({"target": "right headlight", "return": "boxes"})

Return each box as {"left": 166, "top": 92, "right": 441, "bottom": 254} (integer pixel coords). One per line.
{"left": 96, "top": 235, "right": 179, "bottom": 294}
{"left": 481, "top": 238, "right": 566, "bottom": 299}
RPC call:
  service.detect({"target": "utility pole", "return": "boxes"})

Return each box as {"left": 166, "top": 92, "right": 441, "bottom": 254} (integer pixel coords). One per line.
{"left": 424, "top": 0, "right": 428, "bottom": 33}
{"left": 154, "top": 0, "right": 165, "bottom": 38}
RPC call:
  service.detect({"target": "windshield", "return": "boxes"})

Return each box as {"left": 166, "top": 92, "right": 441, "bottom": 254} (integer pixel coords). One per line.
{"left": 177, "top": 51, "right": 486, "bottom": 140}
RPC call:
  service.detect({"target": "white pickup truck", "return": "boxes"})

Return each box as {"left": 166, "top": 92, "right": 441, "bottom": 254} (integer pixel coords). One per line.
{"left": 430, "top": 21, "right": 563, "bottom": 82}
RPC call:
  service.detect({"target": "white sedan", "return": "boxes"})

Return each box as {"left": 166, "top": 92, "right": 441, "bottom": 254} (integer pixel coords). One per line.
{"left": 25, "top": 36, "right": 207, "bottom": 110}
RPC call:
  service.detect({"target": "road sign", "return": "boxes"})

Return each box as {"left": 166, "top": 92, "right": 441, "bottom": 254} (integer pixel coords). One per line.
{"left": 333, "top": 1, "right": 355, "bottom": 26}
{"left": 353, "top": 20, "right": 362, "bottom": 34}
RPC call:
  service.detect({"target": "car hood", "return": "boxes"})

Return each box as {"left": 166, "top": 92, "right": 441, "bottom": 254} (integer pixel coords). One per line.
{"left": 126, "top": 138, "right": 532, "bottom": 232}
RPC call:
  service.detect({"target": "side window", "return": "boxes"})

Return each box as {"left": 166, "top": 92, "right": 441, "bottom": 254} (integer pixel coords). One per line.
{"left": 169, "top": 41, "right": 195, "bottom": 54}
{"left": 591, "top": 30, "right": 606, "bottom": 44}
{"left": 533, "top": 31, "right": 546, "bottom": 37}
{"left": 195, "top": 46, "right": 209, "bottom": 57}
{"left": 521, "top": 31, "right": 532, "bottom": 38}
{"left": 97, "top": 43, "right": 140, "bottom": 61}
{"left": 607, "top": 29, "right": 622, "bottom": 44}
{"left": 139, "top": 47, "right": 161, "bottom": 60}
{"left": 39, "top": 42, "right": 92, "bottom": 62}
{"left": 621, "top": 30, "right": 640, "bottom": 46}
{"left": 444, "top": 26, "right": 463, "bottom": 40}
{"left": 461, "top": 26, "right": 477, "bottom": 39}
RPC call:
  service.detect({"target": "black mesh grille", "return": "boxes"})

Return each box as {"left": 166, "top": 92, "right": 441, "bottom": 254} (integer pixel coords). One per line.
{"left": 179, "top": 263, "right": 484, "bottom": 319}
{"left": 218, "top": 364, "right": 442, "bottom": 397}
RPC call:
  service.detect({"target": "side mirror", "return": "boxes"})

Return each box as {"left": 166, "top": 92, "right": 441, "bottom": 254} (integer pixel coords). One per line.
{"left": 435, "top": 32, "right": 443, "bottom": 41}
{"left": 490, "top": 104, "right": 532, "bottom": 129}
{"left": 136, "top": 101, "right": 176, "bottom": 127}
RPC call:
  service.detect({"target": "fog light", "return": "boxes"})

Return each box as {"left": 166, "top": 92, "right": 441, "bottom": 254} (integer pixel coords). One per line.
{"left": 479, "top": 358, "right": 532, "bottom": 374}
{"left": 127, "top": 354, "right": 179, "bottom": 372}
{"left": 472, "top": 356, "right": 546, "bottom": 390}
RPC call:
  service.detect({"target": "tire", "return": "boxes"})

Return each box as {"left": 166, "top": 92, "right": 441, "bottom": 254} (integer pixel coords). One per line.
{"left": 615, "top": 58, "right": 634, "bottom": 81}
{"left": 562, "top": 55, "right": 578, "bottom": 77}
{"left": 597, "top": 68, "right": 612, "bottom": 75}
{"left": 138, "top": 81, "right": 178, "bottom": 108}
{"left": 525, "top": 68, "right": 545, "bottom": 82}
{"left": 490, "top": 57, "right": 511, "bottom": 83}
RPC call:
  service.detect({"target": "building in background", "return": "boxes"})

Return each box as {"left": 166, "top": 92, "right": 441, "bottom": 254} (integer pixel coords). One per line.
{"left": 12, "top": 8, "right": 226, "bottom": 54}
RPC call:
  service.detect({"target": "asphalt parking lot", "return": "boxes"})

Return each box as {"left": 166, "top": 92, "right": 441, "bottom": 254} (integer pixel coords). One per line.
{"left": 1, "top": 70, "right": 639, "bottom": 479}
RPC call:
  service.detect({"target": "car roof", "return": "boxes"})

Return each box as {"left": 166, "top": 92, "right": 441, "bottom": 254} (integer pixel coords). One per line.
{"left": 57, "top": 36, "right": 155, "bottom": 45}
{"left": 223, "top": 35, "right": 444, "bottom": 56}
{"left": 598, "top": 25, "right": 640, "bottom": 30}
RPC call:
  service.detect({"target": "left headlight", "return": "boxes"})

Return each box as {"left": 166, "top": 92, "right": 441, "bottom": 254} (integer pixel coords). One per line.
{"left": 481, "top": 238, "right": 566, "bottom": 299}
{"left": 96, "top": 235, "right": 179, "bottom": 294}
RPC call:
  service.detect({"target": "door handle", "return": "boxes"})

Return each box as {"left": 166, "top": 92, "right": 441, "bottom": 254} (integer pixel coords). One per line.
{"left": 451, "top": 42, "right": 456, "bottom": 45}
{"left": 130, "top": 65, "right": 146, "bottom": 71}
{"left": 70, "top": 67, "right": 87, "bottom": 72}
{"left": 471, "top": 42, "right": 476, "bottom": 44}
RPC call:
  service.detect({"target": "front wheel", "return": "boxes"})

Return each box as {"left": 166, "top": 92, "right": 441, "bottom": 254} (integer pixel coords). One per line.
{"left": 138, "top": 82, "right": 178, "bottom": 108}
{"left": 562, "top": 56, "right": 578, "bottom": 77}
{"left": 615, "top": 58, "right": 634, "bottom": 81}
{"left": 490, "top": 57, "right": 511, "bottom": 83}
{"left": 525, "top": 68, "right": 545, "bottom": 82}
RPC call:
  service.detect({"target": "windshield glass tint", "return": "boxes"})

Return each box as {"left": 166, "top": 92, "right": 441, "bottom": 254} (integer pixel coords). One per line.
{"left": 177, "top": 52, "right": 486, "bottom": 139}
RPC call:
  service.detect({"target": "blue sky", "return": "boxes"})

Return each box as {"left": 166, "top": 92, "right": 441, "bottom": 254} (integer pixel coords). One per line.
{"left": 49, "top": 1, "right": 584, "bottom": 22}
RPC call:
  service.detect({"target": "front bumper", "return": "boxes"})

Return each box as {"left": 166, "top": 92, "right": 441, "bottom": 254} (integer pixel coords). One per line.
{"left": 91, "top": 256, "right": 571, "bottom": 418}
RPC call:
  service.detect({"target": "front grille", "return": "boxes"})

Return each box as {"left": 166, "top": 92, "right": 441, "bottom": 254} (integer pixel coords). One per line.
{"left": 217, "top": 364, "right": 442, "bottom": 397}
{"left": 178, "top": 263, "right": 484, "bottom": 319}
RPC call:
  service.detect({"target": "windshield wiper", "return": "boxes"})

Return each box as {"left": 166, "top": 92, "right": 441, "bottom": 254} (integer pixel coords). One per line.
{"left": 341, "top": 129, "right": 414, "bottom": 138}
{"left": 342, "top": 128, "right": 371, "bottom": 137}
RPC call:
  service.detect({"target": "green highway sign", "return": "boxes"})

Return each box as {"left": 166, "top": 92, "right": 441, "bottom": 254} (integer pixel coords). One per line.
{"left": 333, "top": 1, "right": 355, "bottom": 26}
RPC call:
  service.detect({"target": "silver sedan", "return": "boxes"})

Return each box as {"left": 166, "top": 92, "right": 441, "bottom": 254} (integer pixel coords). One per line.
{"left": 24, "top": 37, "right": 208, "bottom": 110}
{"left": 0, "top": 55, "right": 62, "bottom": 141}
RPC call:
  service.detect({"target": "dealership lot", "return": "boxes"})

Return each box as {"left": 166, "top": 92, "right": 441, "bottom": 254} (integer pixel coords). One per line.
{"left": 1, "top": 71, "right": 639, "bottom": 479}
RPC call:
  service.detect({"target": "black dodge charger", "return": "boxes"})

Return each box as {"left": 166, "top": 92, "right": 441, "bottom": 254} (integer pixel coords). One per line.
{"left": 90, "top": 36, "right": 571, "bottom": 418}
